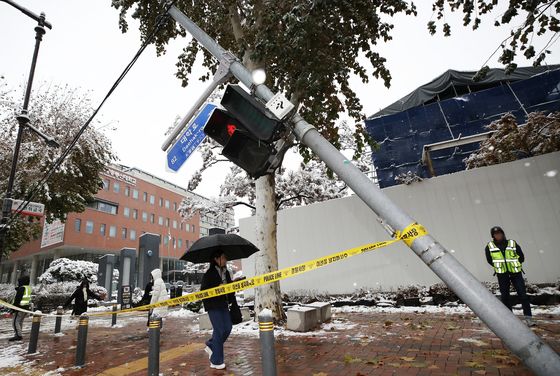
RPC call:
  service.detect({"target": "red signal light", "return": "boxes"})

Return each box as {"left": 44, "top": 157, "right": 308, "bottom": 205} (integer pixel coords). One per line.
{"left": 227, "top": 124, "right": 237, "bottom": 137}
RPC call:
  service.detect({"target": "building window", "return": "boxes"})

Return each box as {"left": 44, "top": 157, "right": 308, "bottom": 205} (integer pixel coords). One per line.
{"left": 173, "top": 202, "right": 177, "bottom": 211}
{"left": 165, "top": 218, "right": 169, "bottom": 227}
{"left": 130, "top": 229, "right": 136, "bottom": 241}
{"left": 121, "top": 227, "right": 127, "bottom": 240}
{"left": 109, "top": 225, "right": 116, "bottom": 238}
{"left": 89, "top": 200, "right": 118, "bottom": 215}
{"left": 123, "top": 207, "right": 130, "bottom": 218}
{"left": 180, "top": 222, "right": 183, "bottom": 230}
{"left": 142, "top": 212, "right": 148, "bottom": 223}
{"left": 102, "top": 179, "right": 109, "bottom": 191}
{"left": 200, "top": 227, "right": 208, "bottom": 236}
{"left": 185, "top": 223, "right": 190, "bottom": 232}
{"left": 113, "top": 182, "right": 120, "bottom": 193}
{"left": 159, "top": 197, "right": 163, "bottom": 207}
{"left": 178, "top": 238, "right": 183, "bottom": 249}
{"left": 124, "top": 186, "right": 130, "bottom": 197}
{"left": 191, "top": 224, "right": 195, "bottom": 233}
{"left": 150, "top": 214, "right": 155, "bottom": 224}
{"left": 163, "top": 236, "right": 169, "bottom": 246}
{"left": 149, "top": 195, "right": 155, "bottom": 205}
{"left": 74, "top": 218, "right": 81, "bottom": 232}
{"left": 85, "top": 220, "right": 94, "bottom": 234}
{"left": 172, "top": 237, "right": 176, "bottom": 249}
{"left": 143, "top": 192, "right": 148, "bottom": 202}
{"left": 158, "top": 216, "right": 164, "bottom": 226}
{"left": 165, "top": 200, "right": 170, "bottom": 209}
{"left": 172, "top": 220, "right": 177, "bottom": 229}
{"left": 133, "top": 209, "right": 138, "bottom": 220}
{"left": 100, "top": 223, "right": 106, "bottom": 236}
{"left": 132, "top": 189, "right": 139, "bottom": 199}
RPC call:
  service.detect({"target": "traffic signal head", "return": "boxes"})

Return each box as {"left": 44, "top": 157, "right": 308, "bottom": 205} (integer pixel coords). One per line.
{"left": 220, "top": 85, "right": 284, "bottom": 143}
{"left": 204, "top": 109, "right": 242, "bottom": 147}
{"left": 204, "top": 108, "right": 275, "bottom": 178}
{"left": 203, "top": 85, "right": 291, "bottom": 179}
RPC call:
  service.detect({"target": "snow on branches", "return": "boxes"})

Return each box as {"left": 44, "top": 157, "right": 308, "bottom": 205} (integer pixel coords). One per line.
{"left": 465, "top": 111, "right": 560, "bottom": 169}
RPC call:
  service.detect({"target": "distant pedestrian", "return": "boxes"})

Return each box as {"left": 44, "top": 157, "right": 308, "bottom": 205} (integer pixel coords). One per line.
{"left": 9, "top": 275, "right": 31, "bottom": 341}
{"left": 65, "top": 278, "right": 103, "bottom": 317}
{"left": 201, "top": 250, "right": 236, "bottom": 370}
{"left": 485, "top": 226, "right": 535, "bottom": 326}
{"left": 148, "top": 269, "right": 169, "bottom": 327}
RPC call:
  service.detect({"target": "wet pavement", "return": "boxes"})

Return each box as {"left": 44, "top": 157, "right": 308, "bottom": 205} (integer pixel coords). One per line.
{"left": 0, "top": 308, "right": 558, "bottom": 375}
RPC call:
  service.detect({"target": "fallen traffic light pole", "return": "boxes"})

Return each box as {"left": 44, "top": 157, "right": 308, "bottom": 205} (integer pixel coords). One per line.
{"left": 161, "top": 4, "right": 560, "bottom": 375}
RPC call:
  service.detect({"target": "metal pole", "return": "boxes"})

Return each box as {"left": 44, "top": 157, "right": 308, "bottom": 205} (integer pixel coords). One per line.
{"left": 27, "top": 312, "right": 41, "bottom": 354}
{"left": 54, "top": 306, "right": 63, "bottom": 334}
{"left": 258, "top": 310, "right": 277, "bottom": 376}
{"left": 0, "top": 8, "right": 48, "bottom": 262}
{"left": 111, "top": 303, "right": 118, "bottom": 327}
{"left": 75, "top": 314, "right": 89, "bottom": 367}
{"left": 161, "top": 59, "right": 232, "bottom": 151}
{"left": 148, "top": 316, "right": 162, "bottom": 376}
{"left": 166, "top": 6, "right": 560, "bottom": 375}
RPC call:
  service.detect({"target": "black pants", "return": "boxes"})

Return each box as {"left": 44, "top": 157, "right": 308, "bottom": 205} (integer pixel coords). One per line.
{"left": 497, "top": 272, "right": 532, "bottom": 317}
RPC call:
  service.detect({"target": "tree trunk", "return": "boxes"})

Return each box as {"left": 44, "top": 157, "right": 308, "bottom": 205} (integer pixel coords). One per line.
{"left": 254, "top": 173, "right": 285, "bottom": 323}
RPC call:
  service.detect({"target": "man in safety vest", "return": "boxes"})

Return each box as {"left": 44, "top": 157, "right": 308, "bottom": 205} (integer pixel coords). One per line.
{"left": 485, "top": 226, "right": 534, "bottom": 327}
{"left": 10, "top": 275, "right": 31, "bottom": 341}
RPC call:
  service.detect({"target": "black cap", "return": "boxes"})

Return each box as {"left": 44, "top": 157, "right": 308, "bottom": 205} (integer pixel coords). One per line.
{"left": 491, "top": 226, "right": 504, "bottom": 236}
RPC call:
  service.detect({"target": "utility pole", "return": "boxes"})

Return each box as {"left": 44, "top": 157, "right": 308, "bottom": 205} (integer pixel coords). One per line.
{"left": 0, "top": 0, "right": 58, "bottom": 263}
{"left": 162, "top": 5, "right": 560, "bottom": 375}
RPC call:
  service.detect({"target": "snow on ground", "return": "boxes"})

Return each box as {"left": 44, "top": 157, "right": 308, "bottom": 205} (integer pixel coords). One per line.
{"left": 332, "top": 304, "right": 560, "bottom": 316}
{"left": 0, "top": 343, "right": 63, "bottom": 376}
{"left": 167, "top": 308, "right": 200, "bottom": 319}
{"left": 0, "top": 344, "right": 28, "bottom": 368}
{"left": 226, "top": 317, "right": 358, "bottom": 338}
{"left": 458, "top": 337, "right": 489, "bottom": 347}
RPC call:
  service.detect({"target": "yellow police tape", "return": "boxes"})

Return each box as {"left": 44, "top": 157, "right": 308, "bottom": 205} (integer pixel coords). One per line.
{"left": 0, "top": 223, "right": 427, "bottom": 318}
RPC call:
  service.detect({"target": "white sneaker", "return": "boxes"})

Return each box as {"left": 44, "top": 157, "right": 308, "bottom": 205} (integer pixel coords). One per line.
{"left": 204, "top": 346, "right": 212, "bottom": 359}
{"left": 210, "top": 363, "right": 226, "bottom": 370}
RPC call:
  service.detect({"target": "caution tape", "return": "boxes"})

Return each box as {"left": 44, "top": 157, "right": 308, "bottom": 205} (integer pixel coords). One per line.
{"left": 0, "top": 223, "right": 427, "bottom": 318}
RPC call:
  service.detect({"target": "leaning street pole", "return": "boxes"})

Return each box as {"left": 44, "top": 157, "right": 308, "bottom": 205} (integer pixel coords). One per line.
{"left": 164, "top": 5, "right": 560, "bottom": 375}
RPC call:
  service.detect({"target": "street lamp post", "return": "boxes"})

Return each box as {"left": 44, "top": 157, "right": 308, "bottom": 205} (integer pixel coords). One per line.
{"left": 0, "top": 0, "right": 57, "bottom": 263}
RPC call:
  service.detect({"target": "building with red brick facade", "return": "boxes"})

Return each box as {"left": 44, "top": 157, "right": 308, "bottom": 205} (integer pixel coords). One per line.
{"left": 1, "top": 164, "right": 234, "bottom": 284}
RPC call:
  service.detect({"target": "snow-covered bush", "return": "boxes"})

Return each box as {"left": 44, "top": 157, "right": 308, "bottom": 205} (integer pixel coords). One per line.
{"left": 132, "top": 287, "right": 144, "bottom": 305}
{"left": 394, "top": 171, "right": 423, "bottom": 185}
{"left": 465, "top": 111, "right": 560, "bottom": 169}
{"left": 32, "top": 281, "right": 107, "bottom": 313}
{"left": 0, "top": 283, "right": 16, "bottom": 305}
{"left": 38, "top": 258, "right": 99, "bottom": 284}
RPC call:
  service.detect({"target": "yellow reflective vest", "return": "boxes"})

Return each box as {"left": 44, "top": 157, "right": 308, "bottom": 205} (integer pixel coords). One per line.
{"left": 14, "top": 285, "right": 32, "bottom": 307}
{"left": 487, "top": 240, "right": 523, "bottom": 274}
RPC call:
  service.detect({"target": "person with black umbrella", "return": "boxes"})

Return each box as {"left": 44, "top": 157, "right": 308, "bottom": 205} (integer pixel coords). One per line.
{"left": 181, "top": 233, "right": 259, "bottom": 370}
{"left": 201, "top": 250, "right": 236, "bottom": 370}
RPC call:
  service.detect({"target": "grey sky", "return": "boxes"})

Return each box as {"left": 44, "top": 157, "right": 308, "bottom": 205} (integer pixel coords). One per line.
{"left": 1, "top": 1, "right": 558, "bottom": 223}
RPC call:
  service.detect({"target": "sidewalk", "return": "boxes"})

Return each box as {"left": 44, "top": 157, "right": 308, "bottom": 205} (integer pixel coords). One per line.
{"left": 0, "top": 307, "right": 558, "bottom": 375}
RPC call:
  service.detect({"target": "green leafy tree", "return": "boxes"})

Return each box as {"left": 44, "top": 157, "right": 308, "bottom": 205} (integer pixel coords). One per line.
{"left": 429, "top": 1, "right": 560, "bottom": 77}
{"left": 112, "top": 0, "right": 415, "bottom": 320}
{"left": 0, "top": 79, "right": 115, "bottom": 257}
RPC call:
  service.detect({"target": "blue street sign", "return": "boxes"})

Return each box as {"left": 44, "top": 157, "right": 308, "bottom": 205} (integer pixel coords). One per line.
{"left": 167, "top": 103, "right": 217, "bottom": 172}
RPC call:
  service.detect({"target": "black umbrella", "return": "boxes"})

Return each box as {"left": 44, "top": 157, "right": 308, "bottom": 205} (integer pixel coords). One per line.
{"left": 180, "top": 233, "right": 260, "bottom": 264}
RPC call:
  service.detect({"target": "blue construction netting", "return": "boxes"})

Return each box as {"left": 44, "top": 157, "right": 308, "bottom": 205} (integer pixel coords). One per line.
{"left": 365, "top": 68, "right": 560, "bottom": 188}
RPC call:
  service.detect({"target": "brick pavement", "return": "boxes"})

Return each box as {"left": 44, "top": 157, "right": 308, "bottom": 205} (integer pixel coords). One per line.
{"left": 0, "top": 309, "right": 558, "bottom": 375}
